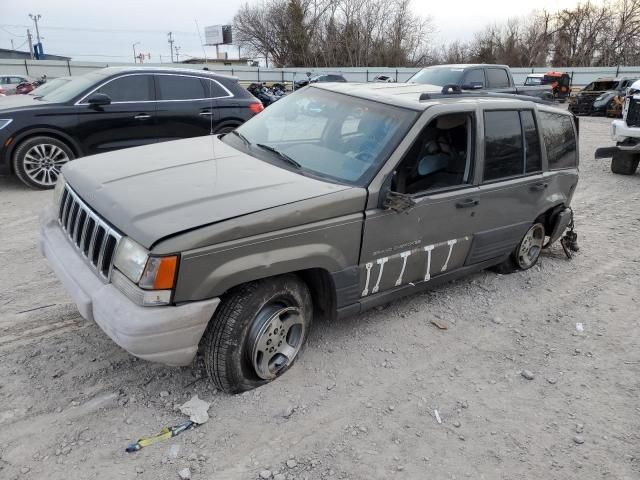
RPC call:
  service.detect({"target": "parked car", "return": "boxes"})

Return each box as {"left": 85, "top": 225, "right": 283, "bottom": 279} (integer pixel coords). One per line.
{"left": 409, "top": 64, "right": 554, "bottom": 101}
{"left": 372, "top": 74, "right": 394, "bottom": 83}
{"left": 0, "top": 87, "right": 5, "bottom": 97}
{"left": 524, "top": 71, "right": 572, "bottom": 101}
{"left": 568, "top": 76, "right": 638, "bottom": 116}
{"left": 40, "top": 83, "right": 579, "bottom": 393}
{"left": 0, "top": 67, "right": 264, "bottom": 188}
{"left": 16, "top": 81, "right": 35, "bottom": 95}
{"left": 294, "top": 73, "right": 347, "bottom": 89}
{"left": 595, "top": 79, "right": 640, "bottom": 174}
{"left": 0, "top": 75, "right": 31, "bottom": 95}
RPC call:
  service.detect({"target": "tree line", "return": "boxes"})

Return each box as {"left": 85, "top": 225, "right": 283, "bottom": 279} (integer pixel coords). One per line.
{"left": 234, "top": 0, "right": 640, "bottom": 68}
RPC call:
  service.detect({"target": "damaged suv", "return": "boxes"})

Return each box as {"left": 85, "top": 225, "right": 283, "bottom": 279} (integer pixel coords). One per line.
{"left": 595, "top": 79, "right": 640, "bottom": 174}
{"left": 41, "top": 84, "right": 579, "bottom": 393}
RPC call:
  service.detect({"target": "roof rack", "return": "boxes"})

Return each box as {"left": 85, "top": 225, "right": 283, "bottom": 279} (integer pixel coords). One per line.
{"left": 419, "top": 85, "right": 554, "bottom": 105}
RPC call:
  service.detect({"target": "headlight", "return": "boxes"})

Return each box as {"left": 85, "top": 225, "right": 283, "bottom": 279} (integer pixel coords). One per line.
{"left": 139, "top": 255, "right": 178, "bottom": 290}
{"left": 113, "top": 237, "right": 149, "bottom": 283}
{"left": 53, "top": 174, "right": 65, "bottom": 207}
{"left": 0, "top": 119, "right": 13, "bottom": 130}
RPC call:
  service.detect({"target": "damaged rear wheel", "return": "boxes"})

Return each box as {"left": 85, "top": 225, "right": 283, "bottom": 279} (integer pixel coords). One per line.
{"left": 200, "top": 274, "right": 312, "bottom": 394}
{"left": 493, "top": 223, "right": 545, "bottom": 274}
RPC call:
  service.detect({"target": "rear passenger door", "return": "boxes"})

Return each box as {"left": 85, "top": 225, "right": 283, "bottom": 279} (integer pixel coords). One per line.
{"left": 154, "top": 73, "right": 219, "bottom": 141}
{"left": 464, "top": 109, "right": 546, "bottom": 265}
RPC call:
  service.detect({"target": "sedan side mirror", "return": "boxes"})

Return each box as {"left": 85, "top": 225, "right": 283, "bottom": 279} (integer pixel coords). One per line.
{"left": 461, "top": 83, "right": 483, "bottom": 90}
{"left": 87, "top": 93, "right": 111, "bottom": 106}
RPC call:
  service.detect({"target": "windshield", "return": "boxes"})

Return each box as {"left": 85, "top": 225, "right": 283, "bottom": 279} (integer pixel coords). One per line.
{"left": 408, "top": 67, "right": 465, "bottom": 86}
{"left": 583, "top": 81, "right": 618, "bottom": 92}
{"left": 224, "top": 87, "right": 417, "bottom": 186}
{"left": 41, "top": 70, "right": 110, "bottom": 103}
{"left": 525, "top": 76, "right": 543, "bottom": 85}
{"left": 29, "top": 77, "right": 71, "bottom": 96}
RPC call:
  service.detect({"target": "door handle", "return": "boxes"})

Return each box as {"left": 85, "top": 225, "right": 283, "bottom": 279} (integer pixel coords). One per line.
{"left": 456, "top": 198, "right": 479, "bottom": 208}
{"left": 199, "top": 111, "right": 213, "bottom": 116}
{"left": 530, "top": 182, "right": 548, "bottom": 191}
{"left": 134, "top": 113, "right": 151, "bottom": 120}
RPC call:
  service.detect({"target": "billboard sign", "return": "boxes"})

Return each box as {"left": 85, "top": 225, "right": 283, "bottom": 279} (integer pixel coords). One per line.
{"left": 205, "top": 25, "right": 232, "bottom": 45}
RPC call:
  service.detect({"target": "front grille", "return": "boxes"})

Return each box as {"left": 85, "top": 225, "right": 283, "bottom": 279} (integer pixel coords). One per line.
{"left": 627, "top": 98, "right": 640, "bottom": 127}
{"left": 57, "top": 185, "right": 121, "bottom": 280}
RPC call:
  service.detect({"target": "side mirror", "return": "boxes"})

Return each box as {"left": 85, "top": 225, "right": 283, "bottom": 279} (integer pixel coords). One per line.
{"left": 87, "top": 93, "right": 111, "bottom": 107}
{"left": 461, "top": 83, "right": 483, "bottom": 90}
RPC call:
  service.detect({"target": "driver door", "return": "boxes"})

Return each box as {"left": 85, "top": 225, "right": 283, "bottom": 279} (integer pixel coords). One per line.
{"left": 359, "top": 107, "right": 480, "bottom": 298}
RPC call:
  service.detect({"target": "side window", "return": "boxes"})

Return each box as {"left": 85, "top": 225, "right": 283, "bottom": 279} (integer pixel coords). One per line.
{"left": 95, "top": 75, "right": 153, "bottom": 102}
{"left": 463, "top": 69, "right": 485, "bottom": 87}
{"left": 157, "top": 75, "right": 206, "bottom": 100}
{"left": 538, "top": 111, "right": 577, "bottom": 169}
{"left": 486, "top": 68, "right": 510, "bottom": 88}
{"left": 521, "top": 111, "right": 542, "bottom": 173}
{"left": 11, "top": 76, "right": 26, "bottom": 84}
{"left": 202, "top": 79, "right": 229, "bottom": 98}
{"left": 393, "top": 113, "right": 472, "bottom": 194}
{"left": 483, "top": 110, "right": 523, "bottom": 181}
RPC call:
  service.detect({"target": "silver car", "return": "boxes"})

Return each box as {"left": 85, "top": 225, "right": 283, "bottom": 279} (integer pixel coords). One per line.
{"left": 0, "top": 74, "right": 30, "bottom": 94}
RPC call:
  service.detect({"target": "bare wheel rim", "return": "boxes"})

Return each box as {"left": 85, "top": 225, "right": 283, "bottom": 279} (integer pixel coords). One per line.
{"left": 517, "top": 224, "right": 545, "bottom": 269}
{"left": 22, "top": 143, "right": 70, "bottom": 186}
{"left": 249, "top": 303, "right": 306, "bottom": 380}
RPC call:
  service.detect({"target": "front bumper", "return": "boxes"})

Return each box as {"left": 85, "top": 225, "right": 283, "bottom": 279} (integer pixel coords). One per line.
{"left": 39, "top": 207, "right": 220, "bottom": 366}
{"left": 611, "top": 120, "right": 640, "bottom": 142}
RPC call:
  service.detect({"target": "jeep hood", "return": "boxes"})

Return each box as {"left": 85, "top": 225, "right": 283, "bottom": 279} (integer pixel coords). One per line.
{"left": 62, "top": 136, "right": 351, "bottom": 248}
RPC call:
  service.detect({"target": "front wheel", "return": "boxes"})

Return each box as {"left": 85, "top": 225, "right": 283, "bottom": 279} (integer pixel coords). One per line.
{"left": 200, "top": 275, "right": 313, "bottom": 393}
{"left": 13, "top": 136, "right": 75, "bottom": 189}
{"left": 611, "top": 151, "right": 639, "bottom": 175}
{"left": 494, "top": 223, "right": 545, "bottom": 274}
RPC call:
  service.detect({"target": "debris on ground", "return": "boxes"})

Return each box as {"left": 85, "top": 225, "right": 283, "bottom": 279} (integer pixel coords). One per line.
{"left": 521, "top": 369, "right": 535, "bottom": 380}
{"left": 179, "top": 395, "right": 211, "bottom": 424}
{"left": 126, "top": 421, "right": 195, "bottom": 453}
{"left": 430, "top": 319, "right": 449, "bottom": 330}
{"left": 178, "top": 467, "right": 192, "bottom": 479}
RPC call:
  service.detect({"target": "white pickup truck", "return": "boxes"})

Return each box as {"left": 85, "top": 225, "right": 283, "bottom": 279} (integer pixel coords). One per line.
{"left": 595, "top": 79, "right": 640, "bottom": 174}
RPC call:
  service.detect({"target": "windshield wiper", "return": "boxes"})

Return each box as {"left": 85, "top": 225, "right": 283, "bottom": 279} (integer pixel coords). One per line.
{"left": 256, "top": 143, "right": 301, "bottom": 169}
{"left": 229, "top": 129, "right": 251, "bottom": 147}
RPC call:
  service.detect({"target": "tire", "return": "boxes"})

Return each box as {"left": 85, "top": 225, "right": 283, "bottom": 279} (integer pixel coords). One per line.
{"left": 214, "top": 124, "right": 239, "bottom": 135}
{"left": 13, "top": 135, "right": 75, "bottom": 189}
{"left": 611, "top": 151, "right": 639, "bottom": 175}
{"left": 200, "top": 274, "right": 313, "bottom": 394}
{"left": 493, "top": 223, "right": 545, "bottom": 274}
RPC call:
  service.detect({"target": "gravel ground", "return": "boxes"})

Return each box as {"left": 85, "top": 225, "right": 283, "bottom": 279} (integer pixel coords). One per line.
{"left": 0, "top": 115, "right": 639, "bottom": 480}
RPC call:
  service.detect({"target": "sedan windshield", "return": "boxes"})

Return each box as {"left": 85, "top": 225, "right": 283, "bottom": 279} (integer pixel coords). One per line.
{"left": 583, "top": 81, "right": 618, "bottom": 92}
{"left": 41, "top": 70, "right": 110, "bottom": 103}
{"left": 224, "top": 87, "right": 417, "bottom": 186}
{"left": 408, "top": 67, "right": 465, "bottom": 86}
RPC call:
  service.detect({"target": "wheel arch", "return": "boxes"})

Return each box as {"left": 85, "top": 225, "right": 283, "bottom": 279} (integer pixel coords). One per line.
{"left": 535, "top": 202, "right": 568, "bottom": 235}
{"left": 9, "top": 127, "right": 82, "bottom": 172}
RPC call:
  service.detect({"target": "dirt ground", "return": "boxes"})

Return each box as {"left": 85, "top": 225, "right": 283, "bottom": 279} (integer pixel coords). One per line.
{"left": 1, "top": 115, "right": 639, "bottom": 480}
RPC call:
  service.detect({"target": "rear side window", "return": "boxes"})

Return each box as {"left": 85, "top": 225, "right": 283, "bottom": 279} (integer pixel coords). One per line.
{"left": 486, "top": 69, "right": 510, "bottom": 88}
{"left": 202, "top": 79, "right": 229, "bottom": 98}
{"left": 538, "top": 111, "right": 577, "bottom": 169}
{"left": 521, "top": 111, "right": 542, "bottom": 172}
{"left": 483, "top": 111, "right": 523, "bottom": 181}
{"left": 157, "top": 75, "right": 206, "bottom": 100}
{"left": 95, "top": 75, "right": 153, "bottom": 102}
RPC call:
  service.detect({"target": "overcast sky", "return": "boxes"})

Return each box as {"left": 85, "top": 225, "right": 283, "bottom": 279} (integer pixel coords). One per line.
{"left": 0, "top": 0, "right": 584, "bottom": 63}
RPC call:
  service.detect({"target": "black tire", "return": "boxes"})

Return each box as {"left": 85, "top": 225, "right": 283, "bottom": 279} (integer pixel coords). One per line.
{"left": 611, "top": 151, "right": 639, "bottom": 175}
{"left": 200, "top": 274, "right": 313, "bottom": 394}
{"left": 493, "top": 223, "right": 545, "bottom": 274}
{"left": 214, "top": 124, "right": 239, "bottom": 135}
{"left": 13, "top": 135, "right": 75, "bottom": 189}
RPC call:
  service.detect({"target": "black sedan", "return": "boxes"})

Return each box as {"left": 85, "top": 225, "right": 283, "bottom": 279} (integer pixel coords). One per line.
{"left": 294, "top": 73, "right": 347, "bottom": 89}
{"left": 0, "top": 67, "right": 263, "bottom": 188}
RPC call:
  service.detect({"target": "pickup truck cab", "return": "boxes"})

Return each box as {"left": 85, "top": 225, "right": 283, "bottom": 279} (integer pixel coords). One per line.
{"left": 40, "top": 83, "right": 579, "bottom": 393}
{"left": 409, "top": 64, "right": 554, "bottom": 101}
{"left": 595, "top": 79, "right": 640, "bottom": 174}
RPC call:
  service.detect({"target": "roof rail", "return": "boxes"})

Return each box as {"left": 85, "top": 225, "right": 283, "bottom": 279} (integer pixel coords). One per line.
{"left": 419, "top": 90, "right": 554, "bottom": 105}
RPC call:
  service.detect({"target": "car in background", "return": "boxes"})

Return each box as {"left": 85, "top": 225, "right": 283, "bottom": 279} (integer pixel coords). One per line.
{"left": 0, "top": 66, "right": 264, "bottom": 189}
{"left": 0, "top": 87, "right": 6, "bottom": 97}
{"left": 409, "top": 64, "right": 554, "bottom": 101}
{"left": 524, "top": 71, "right": 572, "bottom": 101}
{"left": 372, "top": 74, "right": 394, "bottom": 83}
{"left": 0, "top": 75, "right": 31, "bottom": 95}
{"left": 569, "top": 76, "right": 638, "bottom": 116}
{"left": 294, "top": 73, "right": 347, "bottom": 89}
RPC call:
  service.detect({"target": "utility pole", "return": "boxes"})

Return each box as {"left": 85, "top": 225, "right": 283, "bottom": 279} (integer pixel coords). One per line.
{"left": 167, "top": 32, "right": 175, "bottom": 63}
{"left": 174, "top": 46, "right": 181, "bottom": 62}
{"left": 29, "top": 14, "right": 42, "bottom": 44}
{"left": 26, "top": 29, "right": 34, "bottom": 59}
{"left": 11, "top": 39, "right": 15, "bottom": 50}
{"left": 132, "top": 42, "right": 140, "bottom": 64}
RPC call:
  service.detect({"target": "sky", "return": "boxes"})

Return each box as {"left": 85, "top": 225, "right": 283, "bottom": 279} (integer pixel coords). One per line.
{"left": 0, "top": 0, "right": 586, "bottom": 63}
